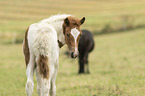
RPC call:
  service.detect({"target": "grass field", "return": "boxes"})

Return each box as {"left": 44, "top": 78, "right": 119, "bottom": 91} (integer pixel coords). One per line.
{"left": 0, "top": 0, "right": 145, "bottom": 96}
{"left": 1, "top": 28, "right": 145, "bottom": 96}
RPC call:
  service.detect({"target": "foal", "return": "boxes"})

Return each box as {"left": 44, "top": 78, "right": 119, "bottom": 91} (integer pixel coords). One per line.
{"left": 23, "top": 14, "right": 85, "bottom": 96}
{"left": 78, "top": 30, "right": 94, "bottom": 74}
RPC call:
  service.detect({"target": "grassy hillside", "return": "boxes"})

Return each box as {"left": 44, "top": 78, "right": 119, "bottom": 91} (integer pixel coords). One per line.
{"left": 0, "top": 0, "right": 145, "bottom": 96}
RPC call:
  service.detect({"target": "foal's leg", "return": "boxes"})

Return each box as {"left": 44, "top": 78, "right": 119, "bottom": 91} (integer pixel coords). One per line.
{"left": 36, "top": 55, "right": 52, "bottom": 96}
{"left": 26, "top": 53, "right": 35, "bottom": 96}
{"left": 35, "top": 67, "right": 42, "bottom": 96}
{"left": 42, "top": 78, "right": 51, "bottom": 96}
{"left": 50, "top": 59, "right": 59, "bottom": 96}
{"left": 36, "top": 66, "right": 51, "bottom": 96}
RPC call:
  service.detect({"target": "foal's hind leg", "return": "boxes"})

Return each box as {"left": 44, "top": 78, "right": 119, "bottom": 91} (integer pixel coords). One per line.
{"left": 26, "top": 53, "right": 35, "bottom": 96}
{"left": 36, "top": 55, "right": 52, "bottom": 96}
{"left": 50, "top": 59, "right": 59, "bottom": 96}
{"left": 35, "top": 67, "right": 43, "bottom": 96}
{"left": 36, "top": 67, "right": 51, "bottom": 96}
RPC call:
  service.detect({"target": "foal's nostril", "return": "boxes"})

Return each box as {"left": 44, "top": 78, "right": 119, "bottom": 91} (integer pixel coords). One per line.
{"left": 74, "top": 54, "right": 78, "bottom": 58}
{"left": 71, "top": 52, "right": 74, "bottom": 58}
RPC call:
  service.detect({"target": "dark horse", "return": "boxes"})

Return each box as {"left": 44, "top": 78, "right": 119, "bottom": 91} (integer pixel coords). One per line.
{"left": 78, "top": 29, "right": 94, "bottom": 74}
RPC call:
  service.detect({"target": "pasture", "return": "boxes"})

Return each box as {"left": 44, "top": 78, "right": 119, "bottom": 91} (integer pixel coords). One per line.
{"left": 0, "top": 0, "right": 145, "bottom": 96}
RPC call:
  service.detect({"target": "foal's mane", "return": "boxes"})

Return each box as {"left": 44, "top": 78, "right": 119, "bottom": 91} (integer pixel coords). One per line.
{"left": 40, "top": 14, "right": 71, "bottom": 24}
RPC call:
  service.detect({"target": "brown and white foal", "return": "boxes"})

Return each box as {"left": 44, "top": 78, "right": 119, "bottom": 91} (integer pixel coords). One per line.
{"left": 23, "top": 14, "right": 85, "bottom": 96}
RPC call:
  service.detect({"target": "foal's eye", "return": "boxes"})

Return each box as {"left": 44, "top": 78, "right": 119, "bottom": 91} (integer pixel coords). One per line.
{"left": 67, "top": 33, "right": 69, "bottom": 37}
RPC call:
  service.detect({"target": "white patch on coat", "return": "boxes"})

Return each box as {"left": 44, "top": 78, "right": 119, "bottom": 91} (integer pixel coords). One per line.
{"left": 71, "top": 28, "right": 80, "bottom": 43}
{"left": 70, "top": 28, "right": 80, "bottom": 52}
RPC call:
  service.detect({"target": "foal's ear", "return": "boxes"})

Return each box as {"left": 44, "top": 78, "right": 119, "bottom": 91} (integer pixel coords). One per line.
{"left": 80, "top": 17, "right": 85, "bottom": 25}
{"left": 64, "top": 18, "right": 69, "bottom": 26}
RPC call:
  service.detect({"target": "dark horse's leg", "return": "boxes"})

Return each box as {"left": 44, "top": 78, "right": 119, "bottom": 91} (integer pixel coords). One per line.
{"left": 84, "top": 41, "right": 94, "bottom": 74}
{"left": 85, "top": 54, "right": 90, "bottom": 74}
{"left": 79, "top": 56, "right": 85, "bottom": 74}
{"left": 83, "top": 51, "right": 90, "bottom": 74}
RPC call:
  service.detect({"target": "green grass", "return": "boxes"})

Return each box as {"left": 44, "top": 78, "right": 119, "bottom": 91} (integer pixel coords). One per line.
{"left": 1, "top": 0, "right": 145, "bottom": 95}
{"left": 1, "top": 28, "right": 145, "bottom": 96}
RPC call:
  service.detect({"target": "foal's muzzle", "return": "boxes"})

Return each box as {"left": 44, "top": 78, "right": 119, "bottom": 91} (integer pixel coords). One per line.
{"left": 71, "top": 52, "right": 78, "bottom": 58}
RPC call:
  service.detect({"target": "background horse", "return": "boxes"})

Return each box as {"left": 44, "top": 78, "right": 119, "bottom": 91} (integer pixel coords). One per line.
{"left": 23, "top": 14, "right": 85, "bottom": 96}
{"left": 78, "top": 29, "right": 94, "bottom": 74}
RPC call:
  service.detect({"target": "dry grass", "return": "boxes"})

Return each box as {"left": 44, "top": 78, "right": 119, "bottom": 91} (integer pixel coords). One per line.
{"left": 0, "top": 0, "right": 145, "bottom": 34}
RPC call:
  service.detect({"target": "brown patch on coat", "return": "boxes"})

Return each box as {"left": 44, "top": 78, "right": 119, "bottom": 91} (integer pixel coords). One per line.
{"left": 37, "top": 55, "right": 49, "bottom": 79}
{"left": 23, "top": 27, "right": 30, "bottom": 67}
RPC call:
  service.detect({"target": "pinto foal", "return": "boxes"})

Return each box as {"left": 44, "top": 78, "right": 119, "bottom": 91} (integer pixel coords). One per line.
{"left": 23, "top": 14, "right": 85, "bottom": 96}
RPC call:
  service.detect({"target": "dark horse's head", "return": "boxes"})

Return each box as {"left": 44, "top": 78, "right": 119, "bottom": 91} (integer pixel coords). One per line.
{"left": 63, "top": 16, "right": 85, "bottom": 58}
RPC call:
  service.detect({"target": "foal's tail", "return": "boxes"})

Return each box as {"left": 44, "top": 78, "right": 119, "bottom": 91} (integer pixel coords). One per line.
{"left": 32, "top": 25, "right": 57, "bottom": 79}
{"left": 37, "top": 54, "right": 49, "bottom": 78}
{"left": 32, "top": 29, "right": 52, "bottom": 79}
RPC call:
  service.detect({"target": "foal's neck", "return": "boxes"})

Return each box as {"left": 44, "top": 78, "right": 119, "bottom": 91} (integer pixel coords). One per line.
{"left": 50, "top": 20, "right": 65, "bottom": 47}
{"left": 40, "top": 14, "right": 72, "bottom": 47}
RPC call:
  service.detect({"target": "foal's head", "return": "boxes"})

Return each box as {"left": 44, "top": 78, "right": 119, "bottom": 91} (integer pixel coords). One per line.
{"left": 63, "top": 16, "right": 85, "bottom": 58}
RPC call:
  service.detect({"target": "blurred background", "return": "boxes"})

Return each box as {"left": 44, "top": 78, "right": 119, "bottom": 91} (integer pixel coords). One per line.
{"left": 0, "top": 0, "right": 145, "bottom": 95}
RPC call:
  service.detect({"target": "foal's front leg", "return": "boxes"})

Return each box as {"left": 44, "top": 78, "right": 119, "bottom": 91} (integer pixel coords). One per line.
{"left": 26, "top": 53, "right": 35, "bottom": 96}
